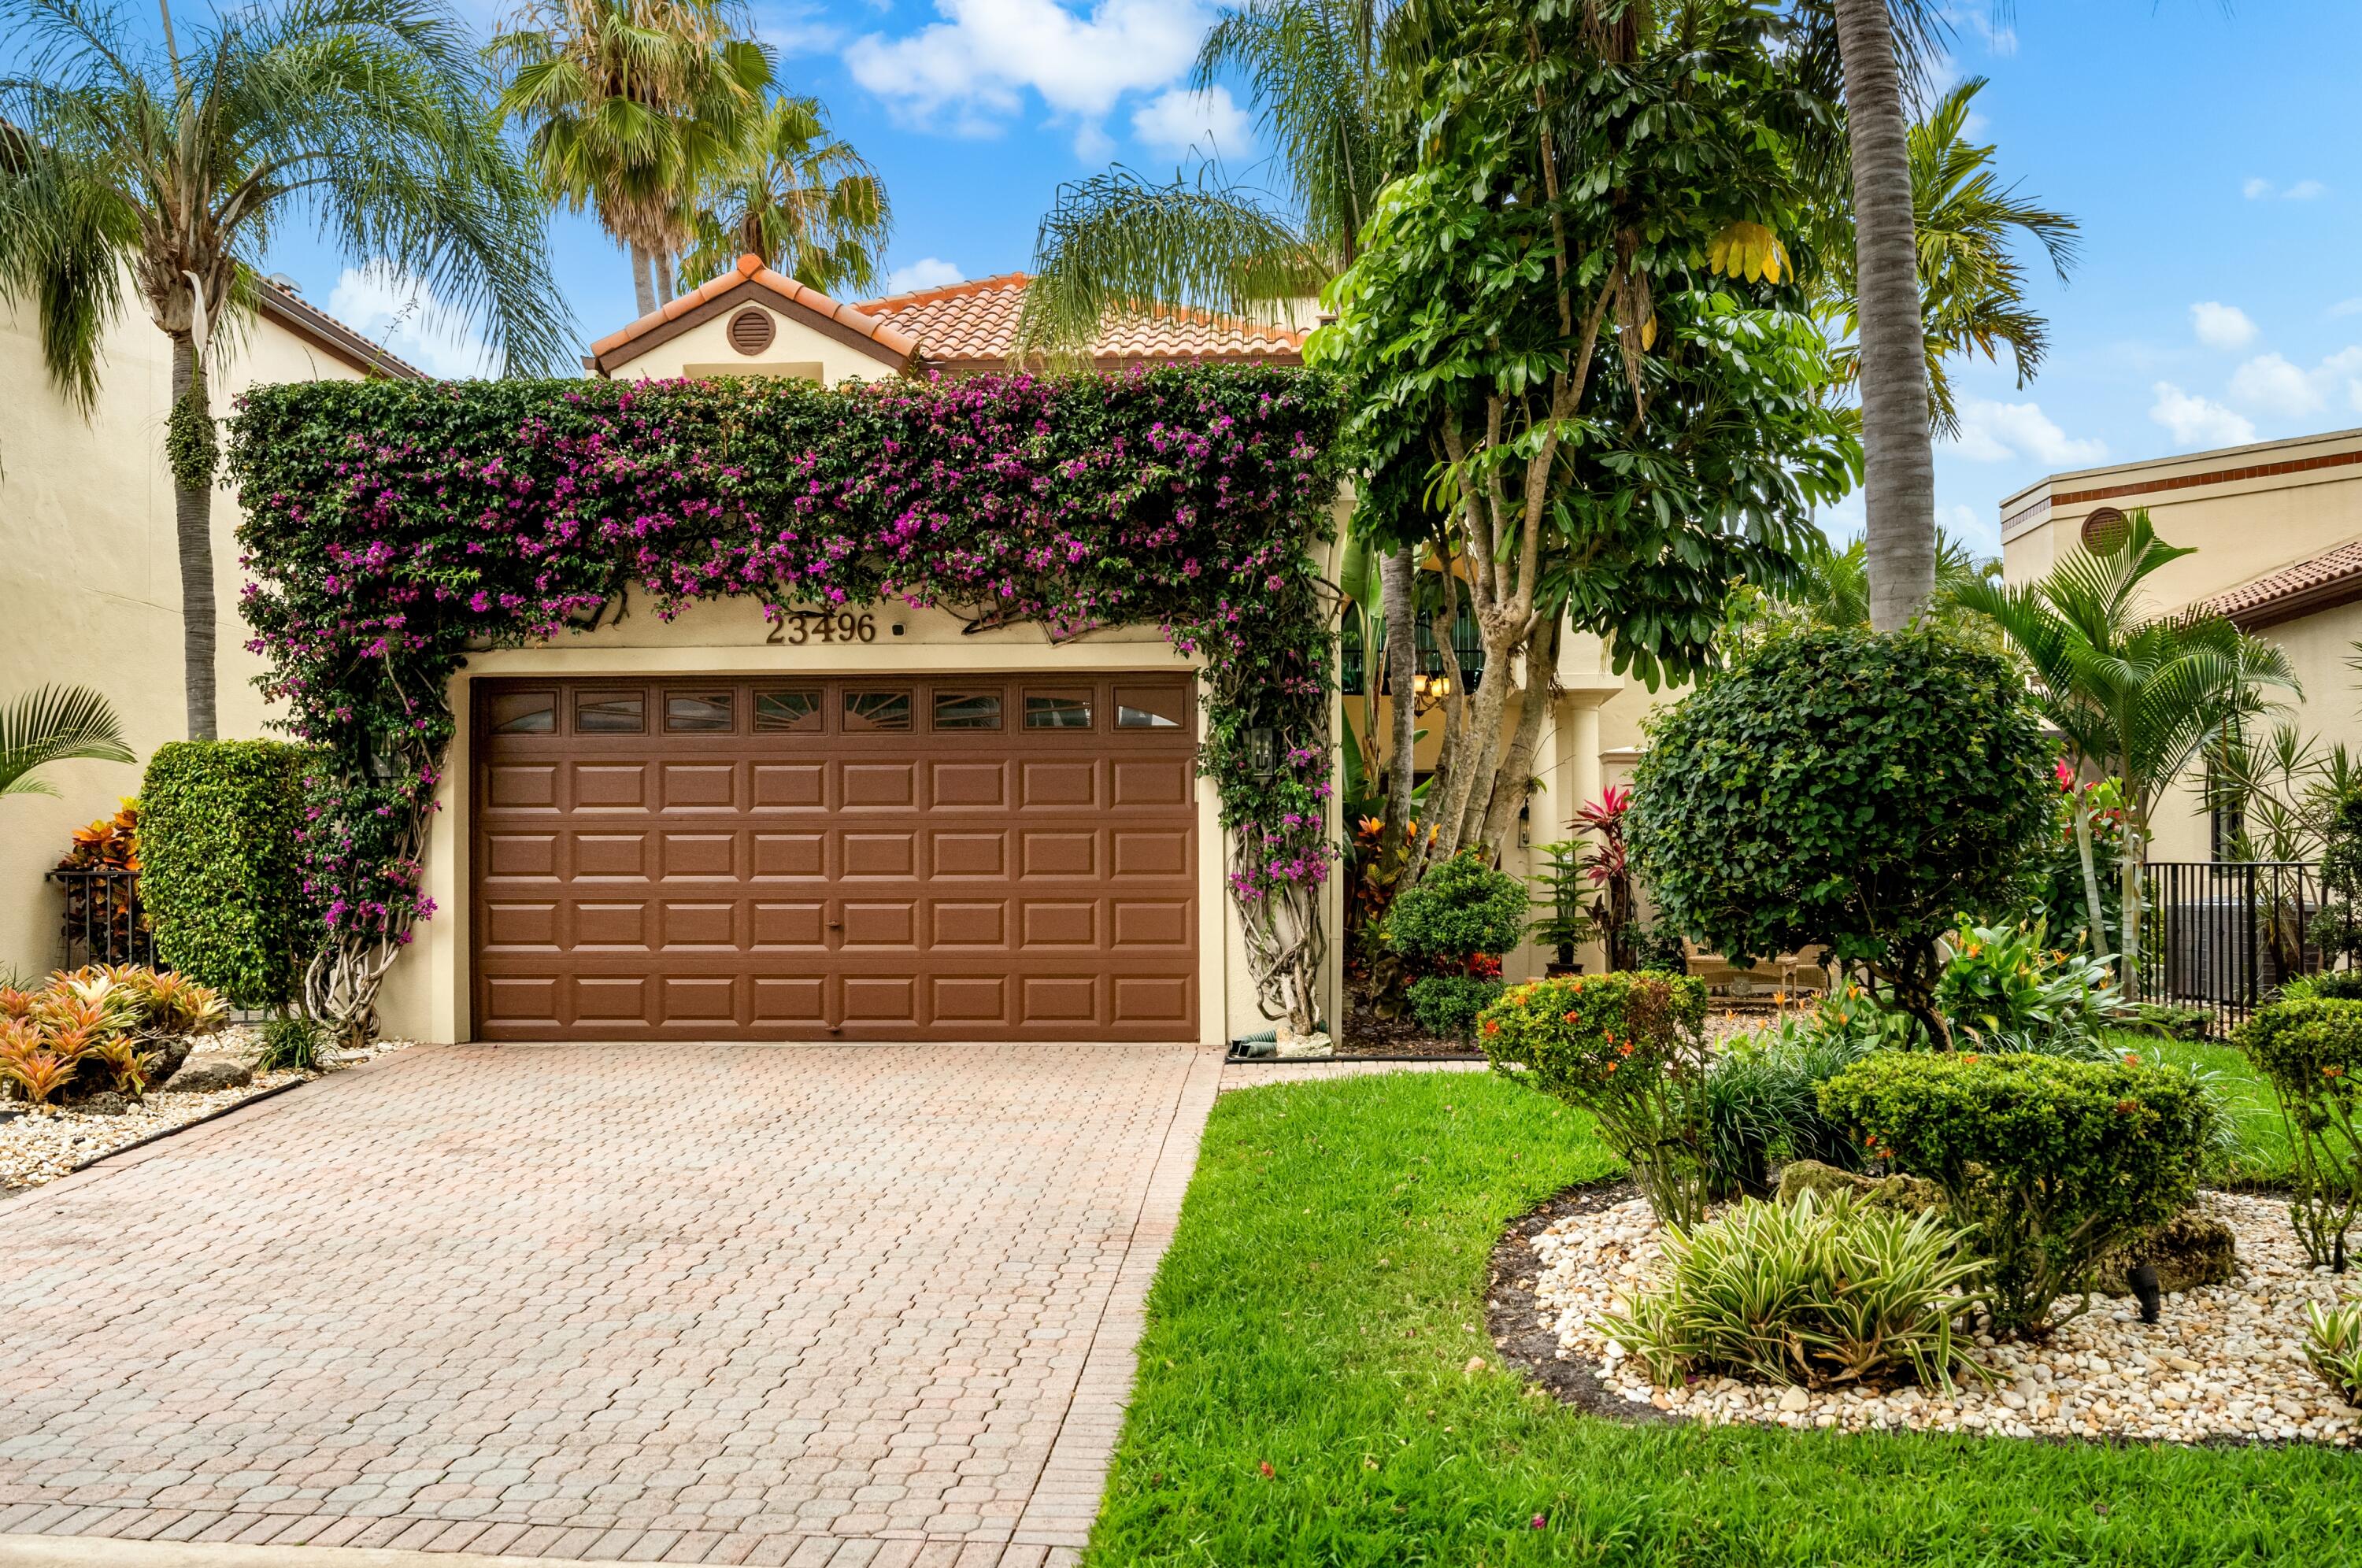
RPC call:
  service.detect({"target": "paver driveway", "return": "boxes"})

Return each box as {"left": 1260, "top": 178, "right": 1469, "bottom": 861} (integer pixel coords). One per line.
{"left": 0, "top": 1041, "right": 1223, "bottom": 1566}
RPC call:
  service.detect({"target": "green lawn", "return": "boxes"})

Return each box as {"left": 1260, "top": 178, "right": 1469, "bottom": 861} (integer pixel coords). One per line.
{"left": 1088, "top": 1070, "right": 2359, "bottom": 1566}
{"left": 2126, "top": 1029, "right": 2297, "bottom": 1190}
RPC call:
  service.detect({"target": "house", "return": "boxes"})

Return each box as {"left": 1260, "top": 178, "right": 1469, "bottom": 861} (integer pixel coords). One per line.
{"left": 0, "top": 276, "right": 420, "bottom": 979}
{"left": 2001, "top": 424, "right": 2362, "bottom": 861}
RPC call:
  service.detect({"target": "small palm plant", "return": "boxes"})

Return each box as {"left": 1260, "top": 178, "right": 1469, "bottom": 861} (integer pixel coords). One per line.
{"left": 0, "top": 686, "right": 134, "bottom": 801}
{"left": 676, "top": 95, "right": 890, "bottom": 297}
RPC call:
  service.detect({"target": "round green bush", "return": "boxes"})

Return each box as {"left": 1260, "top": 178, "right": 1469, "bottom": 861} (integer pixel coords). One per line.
{"left": 1405, "top": 975, "right": 1502, "bottom": 1042}
{"left": 139, "top": 740, "right": 317, "bottom": 1011}
{"left": 1381, "top": 849, "right": 1527, "bottom": 966}
{"left": 1627, "top": 626, "right": 2053, "bottom": 1028}
{"left": 2234, "top": 998, "right": 2362, "bottom": 1267}
{"left": 1817, "top": 1051, "right": 2213, "bottom": 1337}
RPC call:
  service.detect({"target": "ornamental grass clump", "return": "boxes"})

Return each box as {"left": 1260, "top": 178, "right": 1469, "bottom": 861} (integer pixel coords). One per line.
{"left": 2234, "top": 998, "right": 2362, "bottom": 1270}
{"left": 1819, "top": 1052, "right": 2214, "bottom": 1337}
{"left": 1480, "top": 971, "right": 1711, "bottom": 1225}
{"left": 1600, "top": 1188, "right": 1986, "bottom": 1392}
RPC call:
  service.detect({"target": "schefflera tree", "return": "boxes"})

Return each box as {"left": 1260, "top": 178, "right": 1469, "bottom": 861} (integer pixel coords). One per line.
{"left": 1309, "top": 0, "right": 1857, "bottom": 889}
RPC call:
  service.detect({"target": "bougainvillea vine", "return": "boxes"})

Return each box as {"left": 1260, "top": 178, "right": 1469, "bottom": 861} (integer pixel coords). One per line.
{"left": 228, "top": 367, "right": 1346, "bottom": 1039}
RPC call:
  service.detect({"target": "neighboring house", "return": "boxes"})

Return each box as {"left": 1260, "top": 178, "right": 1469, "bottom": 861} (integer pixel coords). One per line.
{"left": 2001, "top": 425, "right": 2362, "bottom": 862}
{"left": 0, "top": 274, "right": 419, "bottom": 979}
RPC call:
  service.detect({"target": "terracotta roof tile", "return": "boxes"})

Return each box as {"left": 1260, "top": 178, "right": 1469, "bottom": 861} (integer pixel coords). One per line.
{"left": 855, "top": 272, "right": 1306, "bottom": 368}
{"left": 257, "top": 279, "right": 426, "bottom": 381}
{"left": 590, "top": 253, "right": 920, "bottom": 364}
{"left": 2208, "top": 538, "right": 2362, "bottom": 627}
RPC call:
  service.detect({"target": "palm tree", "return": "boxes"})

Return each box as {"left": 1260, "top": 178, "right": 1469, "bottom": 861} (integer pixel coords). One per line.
{"left": 1953, "top": 511, "right": 2299, "bottom": 976}
{"left": 1818, "top": 0, "right": 1946, "bottom": 631}
{"left": 676, "top": 94, "right": 890, "bottom": 296}
{"left": 490, "top": 0, "right": 769, "bottom": 316}
{"left": 0, "top": 0, "right": 568, "bottom": 742}
{"left": 1816, "top": 77, "right": 2079, "bottom": 438}
{"left": 0, "top": 686, "right": 135, "bottom": 800}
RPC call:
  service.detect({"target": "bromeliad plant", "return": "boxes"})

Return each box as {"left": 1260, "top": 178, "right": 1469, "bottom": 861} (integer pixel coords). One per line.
{"left": 229, "top": 368, "right": 1345, "bottom": 1042}
{"left": 0, "top": 964, "right": 228, "bottom": 1105}
{"left": 1481, "top": 971, "right": 1713, "bottom": 1226}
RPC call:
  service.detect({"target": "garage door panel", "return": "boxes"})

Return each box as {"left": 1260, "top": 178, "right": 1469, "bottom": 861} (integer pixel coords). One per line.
{"left": 661, "top": 761, "right": 738, "bottom": 810}
{"left": 474, "top": 675, "right": 1198, "bottom": 1041}
{"left": 753, "top": 832, "right": 826, "bottom": 879}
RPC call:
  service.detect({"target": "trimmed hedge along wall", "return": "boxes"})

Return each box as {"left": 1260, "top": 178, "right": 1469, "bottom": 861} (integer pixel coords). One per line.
{"left": 139, "top": 741, "right": 316, "bottom": 1011}
{"left": 228, "top": 369, "right": 1346, "bottom": 1034}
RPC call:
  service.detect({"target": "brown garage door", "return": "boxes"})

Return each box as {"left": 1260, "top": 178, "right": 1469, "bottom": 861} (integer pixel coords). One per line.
{"left": 471, "top": 674, "right": 1199, "bottom": 1041}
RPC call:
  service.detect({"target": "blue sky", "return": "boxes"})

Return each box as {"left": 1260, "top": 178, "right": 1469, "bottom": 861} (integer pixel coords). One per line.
{"left": 254, "top": 0, "right": 2362, "bottom": 556}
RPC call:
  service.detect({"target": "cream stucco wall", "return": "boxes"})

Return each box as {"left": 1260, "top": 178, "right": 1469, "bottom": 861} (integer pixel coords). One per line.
{"left": 1, "top": 284, "right": 362, "bottom": 978}
{"left": 605, "top": 298, "right": 905, "bottom": 386}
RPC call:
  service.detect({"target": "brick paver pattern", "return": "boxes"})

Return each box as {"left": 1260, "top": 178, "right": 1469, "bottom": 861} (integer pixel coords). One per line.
{"left": 0, "top": 1041, "right": 1221, "bottom": 1566}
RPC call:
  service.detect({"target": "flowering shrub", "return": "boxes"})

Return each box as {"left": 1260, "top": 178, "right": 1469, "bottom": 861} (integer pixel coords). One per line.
{"left": 1818, "top": 1052, "right": 2215, "bottom": 1337}
{"left": 228, "top": 368, "right": 1344, "bottom": 1037}
{"left": 1480, "top": 971, "right": 1712, "bottom": 1223}
{"left": 2234, "top": 998, "right": 2362, "bottom": 1269}
{"left": 1934, "top": 915, "right": 2132, "bottom": 1056}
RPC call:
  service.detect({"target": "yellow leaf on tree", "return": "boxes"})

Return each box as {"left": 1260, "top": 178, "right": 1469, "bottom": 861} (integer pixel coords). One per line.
{"left": 1708, "top": 220, "right": 1788, "bottom": 283}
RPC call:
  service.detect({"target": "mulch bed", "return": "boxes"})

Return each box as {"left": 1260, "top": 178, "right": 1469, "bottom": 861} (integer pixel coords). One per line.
{"left": 1338, "top": 991, "right": 1484, "bottom": 1059}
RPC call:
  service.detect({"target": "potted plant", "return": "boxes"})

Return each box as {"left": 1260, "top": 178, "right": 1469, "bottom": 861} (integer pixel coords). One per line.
{"left": 1530, "top": 840, "right": 1597, "bottom": 974}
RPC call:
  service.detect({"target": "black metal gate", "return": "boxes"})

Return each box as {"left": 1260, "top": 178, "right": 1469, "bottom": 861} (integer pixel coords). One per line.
{"left": 2133, "top": 860, "right": 2325, "bottom": 1029}
{"left": 46, "top": 866, "right": 154, "bottom": 971}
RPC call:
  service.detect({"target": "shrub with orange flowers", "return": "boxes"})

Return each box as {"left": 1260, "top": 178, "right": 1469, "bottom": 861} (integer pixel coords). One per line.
{"left": 2236, "top": 997, "right": 2362, "bottom": 1271}
{"left": 1480, "top": 971, "right": 1712, "bottom": 1224}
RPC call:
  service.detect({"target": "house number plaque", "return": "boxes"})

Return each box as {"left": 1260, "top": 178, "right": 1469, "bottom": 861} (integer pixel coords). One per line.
{"left": 767, "top": 608, "right": 878, "bottom": 645}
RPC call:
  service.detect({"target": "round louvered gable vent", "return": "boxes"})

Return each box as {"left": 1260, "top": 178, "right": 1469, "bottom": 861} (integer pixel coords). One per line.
{"left": 2079, "top": 505, "right": 2129, "bottom": 554}
{"left": 727, "top": 308, "right": 776, "bottom": 356}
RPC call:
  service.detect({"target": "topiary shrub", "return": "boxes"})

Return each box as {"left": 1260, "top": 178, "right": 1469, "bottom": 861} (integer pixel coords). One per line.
{"left": 139, "top": 741, "right": 317, "bottom": 1011}
{"left": 1628, "top": 626, "right": 2053, "bottom": 1041}
{"left": 1382, "top": 850, "right": 1527, "bottom": 971}
{"left": 2234, "top": 998, "right": 2362, "bottom": 1269}
{"left": 1818, "top": 1052, "right": 2214, "bottom": 1337}
{"left": 1404, "top": 974, "right": 1502, "bottom": 1044}
{"left": 1601, "top": 1188, "right": 1986, "bottom": 1392}
{"left": 1479, "top": 971, "right": 1712, "bottom": 1224}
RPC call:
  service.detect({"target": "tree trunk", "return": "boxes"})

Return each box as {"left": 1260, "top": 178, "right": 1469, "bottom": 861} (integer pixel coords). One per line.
{"left": 655, "top": 246, "right": 676, "bottom": 303}
{"left": 1480, "top": 615, "right": 1559, "bottom": 852}
{"left": 630, "top": 242, "right": 657, "bottom": 318}
{"left": 2120, "top": 812, "right": 2146, "bottom": 984}
{"left": 2073, "top": 795, "right": 2113, "bottom": 963}
{"left": 1378, "top": 545, "right": 1418, "bottom": 860}
{"left": 169, "top": 331, "right": 218, "bottom": 741}
{"left": 1834, "top": 0, "right": 1937, "bottom": 631}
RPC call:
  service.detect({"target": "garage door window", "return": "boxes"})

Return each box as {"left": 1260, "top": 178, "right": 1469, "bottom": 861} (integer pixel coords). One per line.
{"left": 933, "top": 691, "right": 1002, "bottom": 730}
{"left": 1024, "top": 693, "right": 1092, "bottom": 730}
{"left": 844, "top": 690, "right": 913, "bottom": 731}
{"left": 1115, "top": 686, "right": 1186, "bottom": 730}
{"left": 490, "top": 691, "right": 554, "bottom": 734}
{"left": 666, "top": 691, "right": 735, "bottom": 732}
{"left": 576, "top": 692, "right": 645, "bottom": 733}
{"left": 755, "top": 689, "right": 822, "bottom": 731}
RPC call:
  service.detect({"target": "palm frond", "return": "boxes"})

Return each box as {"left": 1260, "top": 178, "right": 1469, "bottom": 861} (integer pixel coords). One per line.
{"left": 0, "top": 685, "right": 134, "bottom": 800}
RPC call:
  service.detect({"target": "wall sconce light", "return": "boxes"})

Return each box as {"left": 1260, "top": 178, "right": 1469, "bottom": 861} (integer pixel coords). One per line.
{"left": 1518, "top": 803, "right": 1531, "bottom": 849}
{"left": 1246, "top": 725, "right": 1279, "bottom": 779}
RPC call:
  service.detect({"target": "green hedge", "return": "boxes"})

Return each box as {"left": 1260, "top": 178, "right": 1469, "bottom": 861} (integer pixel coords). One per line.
{"left": 2234, "top": 997, "right": 2362, "bottom": 1267}
{"left": 1819, "top": 1051, "right": 2212, "bottom": 1337}
{"left": 139, "top": 741, "right": 317, "bottom": 1010}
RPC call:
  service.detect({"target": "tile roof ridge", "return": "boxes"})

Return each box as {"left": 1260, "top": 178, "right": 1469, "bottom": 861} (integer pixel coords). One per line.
{"left": 857, "top": 272, "right": 1032, "bottom": 312}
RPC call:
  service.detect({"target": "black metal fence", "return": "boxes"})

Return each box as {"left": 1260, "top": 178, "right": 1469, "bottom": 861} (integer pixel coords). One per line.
{"left": 46, "top": 866, "right": 154, "bottom": 971}
{"left": 1339, "top": 612, "right": 1487, "bottom": 696}
{"left": 2132, "top": 860, "right": 2326, "bottom": 1029}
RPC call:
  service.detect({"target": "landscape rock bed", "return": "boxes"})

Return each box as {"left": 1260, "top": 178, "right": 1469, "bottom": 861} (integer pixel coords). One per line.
{"left": 1518, "top": 1187, "right": 2362, "bottom": 1446}
{"left": 0, "top": 1030, "right": 413, "bottom": 1195}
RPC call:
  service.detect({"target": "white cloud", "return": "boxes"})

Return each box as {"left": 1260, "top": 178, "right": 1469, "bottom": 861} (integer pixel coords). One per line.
{"left": 2244, "top": 177, "right": 2275, "bottom": 199}
{"left": 325, "top": 262, "right": 495, "bottom": 379}
{"left": 1129, "top": 85, "right": 1250, "bottom": 160}
{"left": 1944, "top": 398, "right": 2106, "bottom": 468}
{"left": 844, "top": 0, "right": 1210, "bottom": 136}
{"left": 754, "top": 0, "right": 842, "bottom": 54}
{"left": 2331, "top": 298, "right": 2362, "bottom": 319}
{"left": 2286, "top": 179, "right": 2329, "bottom": 201}
{"left": 2229, "top": 352, "right": 2325, "bottom": 417}
{"left": 2190, "top": 301, "right": 2256, "bottom": 350}
{"left": 883, "top": 257, "right": 964, "bottom": 296}
{"left": 2149, "top": 382, "right": 2257, "bottom": 449}
{"left": 1072, "top": 120, "right": 1114, "bottom": 161}
{"left": 1939, "top": 501, "right": 2000, "bottom": 556}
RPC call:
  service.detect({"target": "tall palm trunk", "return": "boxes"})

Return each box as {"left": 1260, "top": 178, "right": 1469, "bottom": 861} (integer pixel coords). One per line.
{"left": 2072, "top": 797, "right": 2112, "bottom": 963}
{"left": 629, "top": 241, "right": 657, "bottom": 316}
{"left": 1378, "top": 545, "right": 1417, "bottom": 860}
{"left": 654, "top": 245, "right": 676, "bottom": 301}
{"left": 169, "top": 331, "right": 218, "bottom": 741}
{"left": 1833, "top": 0, "right": 1937, "bottom": 631}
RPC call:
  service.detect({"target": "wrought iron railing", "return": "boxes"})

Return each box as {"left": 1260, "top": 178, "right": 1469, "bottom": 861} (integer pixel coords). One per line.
{"left": 2133, "top": 860, "right": 2326, "bottom": 1029}
{"left": 1340, "top": 613, "right": 1486, "bottom": 697}
{"left": 47, "top": 866, "right": 154, "bottom": 970}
